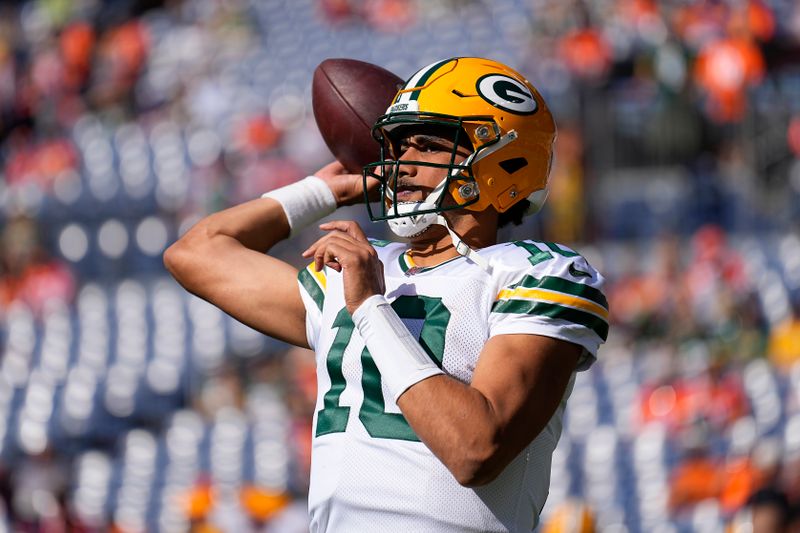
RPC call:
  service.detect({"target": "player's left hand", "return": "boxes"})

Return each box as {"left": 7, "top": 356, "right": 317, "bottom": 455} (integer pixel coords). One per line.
{"left": 301, "top": 220, "right": 385, "bottom": 314}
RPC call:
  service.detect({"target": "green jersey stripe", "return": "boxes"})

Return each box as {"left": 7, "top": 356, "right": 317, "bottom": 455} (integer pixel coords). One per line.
{"left": 299, "top": 269, "right": 325, "bottom": 311}
{"left": 509, "top": 275, "right": 608, "bottom": 310}
{"left": 491, "top": 299, "right": 609, "bottom": 340}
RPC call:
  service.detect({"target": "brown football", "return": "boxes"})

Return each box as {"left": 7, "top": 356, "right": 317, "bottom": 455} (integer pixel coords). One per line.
{"left": 312, "top": 58, "right": 403, "bottom": 173}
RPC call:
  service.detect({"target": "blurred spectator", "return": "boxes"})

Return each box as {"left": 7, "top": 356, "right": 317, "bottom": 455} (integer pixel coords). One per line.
{"left": 608, "top": 233, "right": 692, "bottom": 340}
{"left": 639, "top": 355, "right": 749, "bottom": 433}
{"left": 89, "top": 19, "right": 149, "bottom": 109}
{"left": 182, "top": 478, "right": 300, "bottom": 532}
{"left": 0, "top": 214, "right": 75, "bottom": 316}
{"left": 729, "top": 490, "right": 791, "bottom": 533}
{"left": 183, "top": 477, "right": 220, "bottom": 532}
{"left": 559, "top": 27, "right": 612, "bottom": 82}
{"left": 239, "top": 485, "right": 296, "bottom": 532}
{"left": 693, "top": 34, "right": 765, "bottom": 122}
{"left": 767, "top": 300, "right": 800, "bottom": 372}
{"left": 7, "top": 449, "right": 69, "bottom": 531}
{"left": 671, "top": 428, "right": 789, "bottom": 520}
{"left": 541, "top": 499, "right": 596, "bottom": 533}
{"left": 685, "top": 226, "right": 750, "bottom": 324}
{"left": 669, "top": 424, "right": 722, "bottom": 511}
{"left": 195, "top": 362, "right": 244, "bottom": 418}
{"left": 545, "top": 125, "right": 586, "bottom": 243}
{"left": 364, "top": 0, "right": 417, "bottom": 32}
{"left": 4, "top": 135, "right": 79, "bottom": 192}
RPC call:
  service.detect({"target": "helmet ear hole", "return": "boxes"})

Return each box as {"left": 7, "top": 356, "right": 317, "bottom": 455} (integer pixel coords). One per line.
{"left": 498, "top": 157, "right": 528, "bottom": 174}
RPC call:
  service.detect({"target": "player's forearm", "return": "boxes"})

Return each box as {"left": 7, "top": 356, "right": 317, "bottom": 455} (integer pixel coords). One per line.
{"left": 351, "top": 295, "right": 527, "bottom": 486}
{"left": 177, "top": 174, "right": 339, "bottom": 255}
{"left": 164, "top": 199, "right": 289, "bottom": 284}
{"left": 194, "top": 197, "right": 291, "bottom": 252}
{"left": 397, "top": 376, "right": 516, "bottom": 487}
{"left": 165, "top": 173, "right": 340, "bottom": 291}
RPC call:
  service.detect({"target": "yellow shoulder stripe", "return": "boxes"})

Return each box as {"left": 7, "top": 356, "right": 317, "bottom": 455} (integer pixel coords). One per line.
{"left": 307, "top": 262, "right": 327, "bottom": 290}
{"left": 496, "top": 287, "right": 609, "bottom": 321}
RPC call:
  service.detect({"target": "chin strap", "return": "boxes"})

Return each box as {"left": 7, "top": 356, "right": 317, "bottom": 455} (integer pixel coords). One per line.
{"left": 435, "top": 215, "right": 492, "bottom": 274}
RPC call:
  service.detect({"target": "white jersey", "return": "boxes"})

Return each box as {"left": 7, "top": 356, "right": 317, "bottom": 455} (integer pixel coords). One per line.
{"left": 297, "top": 239, "right": 608, "bottom": 533}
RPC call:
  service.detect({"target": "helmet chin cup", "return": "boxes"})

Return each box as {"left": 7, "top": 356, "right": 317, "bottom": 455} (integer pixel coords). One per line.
{"left": 386, "top": 202, "right": 439, "bottom": 238}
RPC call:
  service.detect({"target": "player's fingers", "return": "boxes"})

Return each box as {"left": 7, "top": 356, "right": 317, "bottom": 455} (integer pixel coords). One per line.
{"left": 313, "top": 237, "right": 364, "bottom": 273}
{"left": 303, "top": 234, "right": 338, "bottom": 271}
{"left": 303, "top": 230, "right": 378, "bottom": 275}
{"left": 318, "top": 220, "right": 369, "bottom": 243}
{"left": 364, "top": 175, "right": 382, "bottom": 202}
{"left": 314, "top": 160, "right": 348, "bottom": 179}
{"left": 301, "top": 227, "right": 361, "bottom": 261}
{"left": 311, "top": 240, "right": 339, "bottom": 272}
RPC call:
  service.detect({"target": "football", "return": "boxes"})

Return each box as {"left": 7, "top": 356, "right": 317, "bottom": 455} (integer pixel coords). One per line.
{"left": 312, "top": 58, "right": 404, "bottom": 173}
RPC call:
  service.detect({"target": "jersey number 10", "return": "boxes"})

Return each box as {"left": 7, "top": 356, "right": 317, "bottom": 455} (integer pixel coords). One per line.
{"left": 315, "top": 295, "right": 451, "bottom": 441}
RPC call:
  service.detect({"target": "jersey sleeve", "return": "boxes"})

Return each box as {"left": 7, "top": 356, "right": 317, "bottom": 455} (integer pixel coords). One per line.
{"left": 297, "top": 262, "right": 327, "bottom": 350}
{"left": 488, "top": 242, "right": 609, "bottom": 370}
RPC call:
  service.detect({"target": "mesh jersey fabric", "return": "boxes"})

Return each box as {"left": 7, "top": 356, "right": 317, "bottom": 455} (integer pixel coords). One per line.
{"left": 296, "top": 239, "right": 608, "bottom": 533}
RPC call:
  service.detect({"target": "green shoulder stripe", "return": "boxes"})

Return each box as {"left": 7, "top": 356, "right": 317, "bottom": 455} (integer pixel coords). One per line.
{"left": 491, "top": 299, "right": 608, "bottom": 341}
{"left": 511, "top": 274, "right": 608, "bottom": 310}
{"left": 298, "top": 268, "right": 324, "bottom": 311}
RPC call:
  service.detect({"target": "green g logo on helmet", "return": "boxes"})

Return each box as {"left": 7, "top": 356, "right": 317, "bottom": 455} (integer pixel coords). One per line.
{"left": 475, "top": 74, "right": 538, "bottom": 115}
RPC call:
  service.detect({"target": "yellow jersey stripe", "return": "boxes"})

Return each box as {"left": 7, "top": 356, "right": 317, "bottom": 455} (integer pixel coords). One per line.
{"left": 309, "top": 263, "right": 327, "bottom": 290}
{"left": 496, "top": 287, "right": 609, "bottom": 320}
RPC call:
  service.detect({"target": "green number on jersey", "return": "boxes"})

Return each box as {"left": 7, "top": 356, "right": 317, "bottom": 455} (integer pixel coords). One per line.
{"left": 513, "top": 241, "right": 578, "bottom": 267}
{"left": 315, "top": 308, "right": 354, "bottom": 436}
{"left": 315, "top": 295, "right": 451, "bottom": 440}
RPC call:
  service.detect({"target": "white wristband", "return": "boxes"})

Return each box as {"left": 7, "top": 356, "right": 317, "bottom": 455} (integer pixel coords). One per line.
{"left": 261, "top": 176, "right": 337, "bottom": 237}
{"left": 352, "top": 295, "right": 445, "bottom": 402}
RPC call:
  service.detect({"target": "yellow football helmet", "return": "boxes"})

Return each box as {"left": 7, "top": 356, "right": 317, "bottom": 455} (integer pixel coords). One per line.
{"left": 363, "top": 57, "right": 556, "bottom": 224}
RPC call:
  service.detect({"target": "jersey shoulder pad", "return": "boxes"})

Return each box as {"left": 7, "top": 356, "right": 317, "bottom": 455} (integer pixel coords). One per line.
{"left": 489, "top": 240, "right": 609, "bottom": 343}
{"left": 487, "top": 240, "right": 601, "bottom": 283}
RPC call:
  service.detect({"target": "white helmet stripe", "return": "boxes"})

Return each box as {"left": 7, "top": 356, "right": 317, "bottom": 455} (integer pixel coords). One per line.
{"left": 395, "top": 58, "right": 452, "bottom": 104}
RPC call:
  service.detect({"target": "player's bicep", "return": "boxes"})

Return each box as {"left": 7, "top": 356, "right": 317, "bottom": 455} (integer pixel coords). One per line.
{"left": 470, "top": 334, "right": 580, "bottom": 456}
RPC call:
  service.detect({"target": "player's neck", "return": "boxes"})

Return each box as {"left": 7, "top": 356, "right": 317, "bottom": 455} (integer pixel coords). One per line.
{"left": 407, "top": 213, "right": 498, "bottom": 267}
{"left": 407, "top": 235, "right": 460, "bottom": 267}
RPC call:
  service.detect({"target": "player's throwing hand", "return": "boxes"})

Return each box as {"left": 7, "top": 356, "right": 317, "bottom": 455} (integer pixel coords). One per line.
{"left": 314, "top": 161, "right": 381, "bottom": 206}
{"left": 302, "top": 220, "right": 385, "bottom": 314}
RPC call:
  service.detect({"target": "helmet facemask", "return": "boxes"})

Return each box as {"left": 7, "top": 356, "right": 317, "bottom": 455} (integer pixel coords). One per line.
{"left": 362, "top": 112, "right": 514, "bottom": 230}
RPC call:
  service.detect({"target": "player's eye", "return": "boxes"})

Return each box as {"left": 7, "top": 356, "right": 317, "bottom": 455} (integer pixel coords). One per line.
{"left": 416, "top": 136, "right": 450, "bottom": 153}
{"left": 393, "top": 139, "right": 411, "bottom": 157}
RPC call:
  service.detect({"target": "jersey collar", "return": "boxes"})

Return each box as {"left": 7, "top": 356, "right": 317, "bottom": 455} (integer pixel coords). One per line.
{"left": 398, "top": 250, "right": 462, "bottom": 276}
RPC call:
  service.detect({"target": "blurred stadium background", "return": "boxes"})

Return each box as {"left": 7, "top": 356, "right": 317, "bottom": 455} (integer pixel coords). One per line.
{"left": 1, "top": 0, "right": 799, "bottom": 531}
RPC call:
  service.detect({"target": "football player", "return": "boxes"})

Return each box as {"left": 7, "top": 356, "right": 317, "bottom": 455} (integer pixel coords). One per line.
{"left": 164, "top": 57, "right": 608, "bottom": 532}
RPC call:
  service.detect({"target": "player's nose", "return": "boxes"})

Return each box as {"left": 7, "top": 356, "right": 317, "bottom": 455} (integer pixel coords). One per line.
{"left": 397, "top": 149, "right": 418, "bottom": 177}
